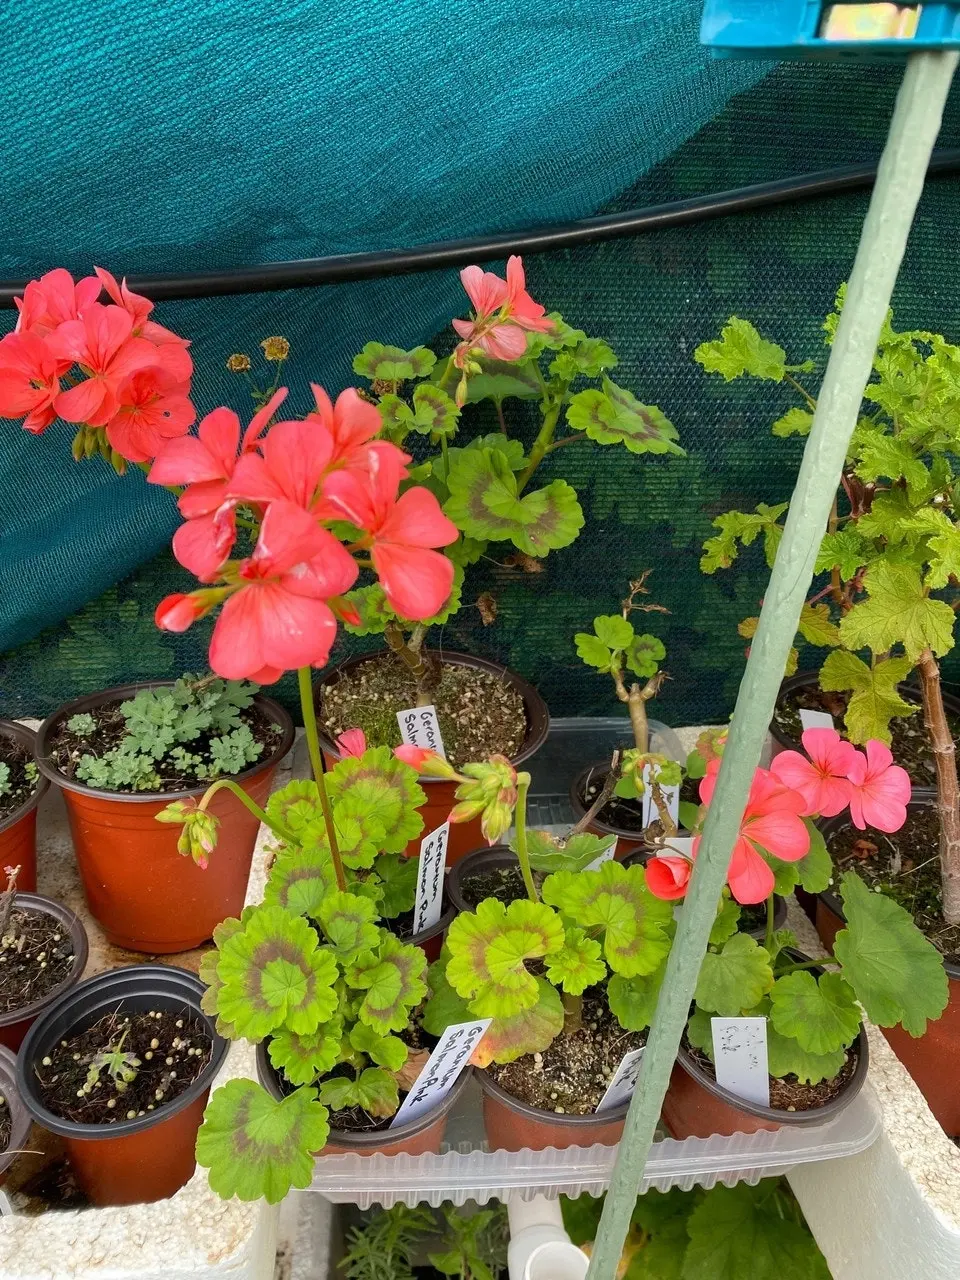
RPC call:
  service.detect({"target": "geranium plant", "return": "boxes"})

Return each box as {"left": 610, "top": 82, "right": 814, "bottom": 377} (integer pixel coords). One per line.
{"left": 697, "top": 294, "right": 960, "bottom": 924}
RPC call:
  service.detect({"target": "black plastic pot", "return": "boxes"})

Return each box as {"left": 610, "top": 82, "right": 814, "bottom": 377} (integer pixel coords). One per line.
{"left": 256, "top": 1040, "right": 471, "bottom": 1156}
{"left": 568, "top": 763, "right": 649, "bottom": 858}
{"left": 447, "top": 845, "right": 518, "bottom": 915}
{"left": 0, "top": 1044, "right": 33, "bottom": 1185}
{"left": 0, "top": 892, "right": 89, "bottom": 1052}
{"left": 0, "top": 719, "right": 48, "bottom": 893}
{"left": 17, "top": 964, "right": 228, "bottom": 1205}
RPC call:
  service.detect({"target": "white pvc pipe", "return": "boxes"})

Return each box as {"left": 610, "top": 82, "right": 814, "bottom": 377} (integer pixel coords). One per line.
{"left": 507, "top": 1196, "right": 590, "bottom": 1280}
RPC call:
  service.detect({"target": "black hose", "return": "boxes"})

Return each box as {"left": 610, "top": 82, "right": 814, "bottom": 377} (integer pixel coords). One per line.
{"left": 3, "top": 149, "right": 960, "bottom": 307}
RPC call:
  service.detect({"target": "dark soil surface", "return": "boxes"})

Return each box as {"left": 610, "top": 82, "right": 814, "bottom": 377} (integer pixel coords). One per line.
{"left": 386, "top": 905, "right": 450, "bottom": 943}
{"left": 687, "top": 1039, "right": 858, "bottom": 1112}
{"left": 0, "top": 906, "right": 76, "bottom": 1014}
{"left": 35, "top": 1008, "right": 212, "bottom": 1125}
{"left": 459, "top": 864, "right": 544, "bottom": 908}
{"left": 828, "top": 807, "right": 960, "bottom": 965}
{"left": 0, "top": 1097, "right": 10, "bottom": 1152}
{"left": 774, "top": 683, "right": 958, "bottom": 788}
{"left": 488, "top": 986, "right": 646, "bottom": 1115}
{"left": 0, "top": 732, "right": 39, "bottom": 824}
{"left": 577, "top": 770, "right": 699, "bottom": 836}
{"left": 47, "top": 699, "right": 284, "bottom": 794}
{"left": 320, "top": 653, "right": 527, "bottom": 766}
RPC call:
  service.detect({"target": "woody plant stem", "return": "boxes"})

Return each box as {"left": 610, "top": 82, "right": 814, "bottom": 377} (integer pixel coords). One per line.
{"left": 916, "top": 648, "right": 960, "bottom": 923}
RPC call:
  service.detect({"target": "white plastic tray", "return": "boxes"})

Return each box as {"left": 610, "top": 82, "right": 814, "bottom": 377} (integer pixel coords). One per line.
{"left": 307, "top": 1076, "right": 882, "bottom": 1207}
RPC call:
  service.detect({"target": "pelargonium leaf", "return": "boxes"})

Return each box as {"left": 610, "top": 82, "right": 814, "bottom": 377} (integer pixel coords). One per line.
{"left": 199, "top": 912, "right": 250, "bottom": 1038}
{"left": 341, "top": 584, "right": 394, "bottom": 636}
{"left": 353, "top": 341, "right": 436, "bottom": 382}
{"left": 305, "top": 793, "right": 388, "bottom": 871}
{"left": 445, "top": 898, "right": 566, "bottom": 1017}
{"left": 326, "top": 747, "right": 426, "bottom": 853}
{"left": 566, "top": 377, "right": 683, "bottom": 456}
{"left": 796, "top": 819, "right": 833, "bottom": 895}
{"left": 521, "top": 829, "right": 617, "bottom": 875}
{"left": 215, "top": 904, "right": 340, "bottom": 1040}
{"left": 541, "top": 862, "right": 674, "bottom": 979}
{"left": 819, "top": 649, "right": 916, "bottom": 746}
{"left": 410, "top": 384, "right": 460, "bottom": 438}
{"left": 682, "top": 1181, "right": 832, "bottom": 1280}
{"left": 694, "top": 934, "right": 773, "bottom": 1017}
{"left": 263, "top": 841, "right": 336, "bottom": 917}
{"left": 624, "top": 633, "right": 666, "bottom": 678}
{"left": 768, "top": 971, "right": 861, "bottom": 1056}
{"left": 694, "top": 317, "right": 787, "bottom": 382}
{"left": 838, "top": 561, "right": 955, "bottom": 662}
{"left": 348, "top": 1023, "right": 409, "bottom": 1072}
{"left": 268, "top": 1018, "right": 344, "bottom": 1086}
{"left": 196, "top": 1079, "right": 330, "bottom": 1204}
{"left": 471, "top": 978, "right": 564, "bottom": 1066}
{"left": 608, "top": 960, "right": 667, "bottom": 1032}
{"left": 548, "top": 336, "right": 618, "bottom": 381}
{"left": 593, "top": 614, "right": 634, "bottom": 650}
{"left": 317, "top": 1075, "right": 361, "bottom": 1111}
{"left": 317, "top": 891, "right": 382, "bottom": 962}
{"left": 266, "top": 779, "right": 322, "bottom": 838}
{"left": 374, "top": 852, "right": 419, "bottom": 918}
{"left": 422, "top": 949, "right": 473, "bottom": 1035}
{"left": 709, "top": 897, "right": 742, "bottom": 947}
{"left": 354, "top": 1067, "right": 400, "bottom": 1117}
{"left": 545, "top": 927, "right": 607, "bottom": 995}
{"left": 457, "top": 359, "right": 542, "bottom": 404}
{"left": 575, "top": 633, "right": 615, "bottom": 671}
{"left": 347, "top": 933, "right": 428, "bottom": 1033}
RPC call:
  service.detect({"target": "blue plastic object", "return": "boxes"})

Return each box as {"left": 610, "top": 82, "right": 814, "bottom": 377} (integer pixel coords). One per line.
{"left": 702, "top": 1, "right": 960, "bottom": 60}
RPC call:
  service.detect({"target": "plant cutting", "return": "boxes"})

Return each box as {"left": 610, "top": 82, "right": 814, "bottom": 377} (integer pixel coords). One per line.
{"left": 641, "top": 728, "right": 948, "bottom": 1136}
{"left": 0, "top": 720, "right": 47, "bottom": 892}
{"left": 696, "top": 296, "right": 960, "bottom": 1129}
{"left": 341, "top": 1202, "right": 509, "bottom": 1280}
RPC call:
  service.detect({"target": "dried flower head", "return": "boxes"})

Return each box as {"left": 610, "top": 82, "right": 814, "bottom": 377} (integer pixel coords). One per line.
{"left": 260, "top": 337, "right": 290, "bottom": 362}
{"left": 226, "top": 353, "right": 251, "bottom": 373}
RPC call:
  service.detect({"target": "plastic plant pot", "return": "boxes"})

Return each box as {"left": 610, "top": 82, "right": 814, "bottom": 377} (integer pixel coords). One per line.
{"left": 256, "top": 1039, "right": 471, "bottom": 1156}
{"left": 568, "top": 763, "right": 652, "bottom": 859}
{"left": 35, "top": 683, "right": 295, "bottom": 953}
{"left": 315, "top": 650, "right": 549, "bottom": 866}
{"left": 403, "top": 899, "right": 456, "bottom": 964}
{"left": 477, "top": 1068, "right": 630, "bottom": 1153}
{"left": 0, "top": 892, "right": 89, "bottom": 1052}
{"left": 818, "top": 795, "right": 960, "bottom": 1136}
{"left": 0, "top": 1045, "right": 33, "bottom": 1186}
{"left": 447, "top": 845, "right": 519, "bottom": 915}
{"left": 17, "top": 964, "right": 228, "bottom": 1206}
{"left": 0, "top": 720, "right": 49, "bottom": 894}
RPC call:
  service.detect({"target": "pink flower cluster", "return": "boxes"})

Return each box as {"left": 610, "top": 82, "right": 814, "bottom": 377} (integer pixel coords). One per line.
{"left": 646, "top": 727, "right": 911, "bottom": 906}
{"left": 152, "top": 384, "right": 458, "bottom": 682}
{"left": 0, "top": 268, "right": 194, "bottom": 462}
{"left": 452, "top": 256, "right": 553, "bottom": 388}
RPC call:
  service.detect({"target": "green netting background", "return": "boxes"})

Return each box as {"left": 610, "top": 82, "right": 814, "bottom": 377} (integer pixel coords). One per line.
{"left": 5, "top": 60, "right": 960, "bottom": 724}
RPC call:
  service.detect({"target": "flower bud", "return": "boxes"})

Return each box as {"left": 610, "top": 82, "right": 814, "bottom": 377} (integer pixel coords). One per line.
{"left": 393, "top": 745, "right": 459, "bottom": 779}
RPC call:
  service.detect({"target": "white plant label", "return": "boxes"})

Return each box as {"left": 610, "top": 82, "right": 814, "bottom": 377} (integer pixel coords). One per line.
{"left": 413, "top": 821, "right": 450, "bottom": 935}
{"left": 397, "top": 704, "right": 446, "bottom": 758}
{"left": 586, "top": 835, "right": 617, "bottom": 871}
{"left": 391, "top": 1019, "right": 491, "bottom": 1128}
{"left": 596, "top": 1046, "right": 645, "bottom": 1113}
{"left": 799, "top": 709, "right": 835, "bottom": 732}
{"left": 711, "top": 1017, "right": 770, "bottom": 1108}
{"left": 641, "top": 763, "right": 680, "bottom": 828}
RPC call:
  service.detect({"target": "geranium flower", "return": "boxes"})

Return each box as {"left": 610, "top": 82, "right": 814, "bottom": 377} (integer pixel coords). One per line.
{"left": 307, "top": 385, "right": 383, "bottom": 469}
{"left": 847, "top": 740, "right": 911, "bottom": 832}
{"left": 393, "top": 745, "right": 458, "bottom": 778}
{"left": 95, "top": 267, "right": 193, "bottom": 383}
{"left": 228, "top": 417, "right": 335, "bottom": 513}
{"left": 645, "top": 855, "right": 692, "bottom": 901}
{"left": 769, "top": 727, "right": 858, "bottom": 818}
{"left": 695, "top": 760, "right": 810, "bottom": 904}
{"left": 102, "top": 367, "right": 195, "bottom": 463}
{"left": 0, "top": 331, "right": 63, "bottom": 433}
{"left": 452, "top": 256, "right": 552, "bottom": 364}
{"left": 47, "top": 303, "right": 160, "bottom": 426}
{"left": 322, "top": 446, "right": 457, "bottom": 619}
{"left": 15, "top": 268, "right": 100, "bottom": 338}
{"left": 335, "top": 729, "right": 367, "bottom": 758}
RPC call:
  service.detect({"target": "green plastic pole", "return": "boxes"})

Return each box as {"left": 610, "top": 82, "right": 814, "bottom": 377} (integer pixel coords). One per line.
{"left": 585, "top": 50, "right": 958, "bottom": 1280}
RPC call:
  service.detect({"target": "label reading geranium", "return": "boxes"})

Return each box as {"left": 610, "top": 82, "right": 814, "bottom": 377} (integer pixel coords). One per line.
{"left": 711, "top": 1017, "right": 770, "bottom": 1107}
{"left": 586, "top": 835, "right": 618, "bottom": 871}
{"left": 391, "top": 1019, "right": 491, "bottom": 1128}
{"left": 596, "top": 1046, "right": 645, "bottom": 1112}
{"left": 397, "top": 704, "right": 446, "bottom": 758}
{"left": 799, "top": 709, "right": 835, "bottom": 732}
{"left": 413, "top": 821, "right": 450, "bottom": 935}
{"left": 641, "top": 763, "right": 680, "bottom": 828}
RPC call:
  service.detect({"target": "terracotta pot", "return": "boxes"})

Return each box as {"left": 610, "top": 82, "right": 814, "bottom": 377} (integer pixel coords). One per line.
{"left": 0, "top": 720, "right": 48, "bottom": 894}
{"left": 35, "top": 683, "right": 295, "bottom": 953}
{"left": 17, "top": 964, "right": 228, "bottom": 1206}
{"left": 256, "top": 1039, "right": 470, "bottom": 1156}
{"left": 818, "top": 796, "right": 960, "bottom": 1135}
{"left": 0, "top": 1045, "right": 33, "bottom": 1186}
{"left": 0, "top": 893, "right": 88, "bottom": 1051}
{"left": 477, "top": 1068, "right": 629, "bottom": 1152}
{"left": 315, "top": 650, "right": 549, "bottom": 866}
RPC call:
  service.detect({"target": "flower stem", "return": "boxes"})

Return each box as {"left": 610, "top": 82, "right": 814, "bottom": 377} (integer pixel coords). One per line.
{"left": 198, "top": 778, "right": 293, "bottom": 842}
{"left": 516, "top": 400, "right": 562, "bottom": 493}
{"left": 514, "top": 773, "right": 538, "bottom": 902}
{"left": 298, "top": 666, "right": 347, "bottom": 891}
{"left": 764, "top": 893, "right": 776, "bottom": 954}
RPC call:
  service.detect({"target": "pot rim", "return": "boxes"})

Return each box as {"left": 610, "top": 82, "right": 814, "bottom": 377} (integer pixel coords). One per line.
{"left": 314, "top": 648, "right": 549, "bottom": 781}
{"left": 0, "top": 720, "right": 49, "bottom": 835}
{"left": 16, "top": 964, "right": 228, "bottom": 1139}
{"left": 402, "top": 899, "right": 456, "bottom": 948}
{"left": 569, "top": 761, "right": 692, "bottom": 843}
{"left": 476, "top": 1062, "right": 630, "bottom": 1127}
{"left": 818, "top": 793, "right": 960, "bottom": 980}
{"left": 33, "top": 681, "right": 295, "bottom": 802}
{"left": 446, "top": 844, "right": 514, "bottom": 915}
{"left": 0, "top": 1044, "right": 33, "bottom": 1181}
{"left": 255, "top": 1038, "right": 471, "bottom": 1146}
{"left": 0, "top": 893, "right": 89, "bottom": 1029}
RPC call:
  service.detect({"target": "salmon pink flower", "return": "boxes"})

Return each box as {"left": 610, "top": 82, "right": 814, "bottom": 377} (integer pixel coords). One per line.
{"left": 847, "top": 740, "right": 911, "bottom": 832}
{"left": 102, "top": 367, "right": 195, "bottom": 463}
{"left": 15, "top": 268, "right": 100, "bottom": 338}
{"left": 453, "top": 255, "right": 552, "bottom": 365}
{"left": 154, "top": 590, "right": 224, "bottom": 632}
{"left": 696, "top": 760, "right": 809, "bottom": 904}
{"left": 95, "top": 267, "right": 193, "bottom": 383}
{"left": 645, "top": 854, "right": 692, "bottom": 901}
{"left": 306, "top": 385, "right": 383, "bottom": 470}
{"left": 769, "top": 727, "right": 858, "bottom": 818}
{"left": 393, "top": 745, "right": 459, "bottom": 778}
{"left": 0, "top": 331, "right": 63, "bottom": 433}
{"left": 47, "top": 303, "right": 159, "bottom": 427}
{"left": 207, "top": 501, "right": 359, "bottom": 683}
{"left": 335, "top": 729, "right": 367, "bottom": 758}
{"left": 228, "top": 417, "right": 335, "bottom": 513}
{"left": 322, "top": 446, "right": 457, "bottom": 619}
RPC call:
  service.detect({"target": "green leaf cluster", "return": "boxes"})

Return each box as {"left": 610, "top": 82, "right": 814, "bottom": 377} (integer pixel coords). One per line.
{"left": 341, "top": 1202, "right": 508, "bottom": 1280}
{"left": 575, "top": 613, "right": 665, "bottom": 679}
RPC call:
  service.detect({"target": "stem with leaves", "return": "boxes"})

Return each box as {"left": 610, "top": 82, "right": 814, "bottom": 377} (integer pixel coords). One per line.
{"left": 916, "top": 648, "right": 960, "bottom": 923}
{"left": 297, "top": 666, "right": 347, "bottom": 892}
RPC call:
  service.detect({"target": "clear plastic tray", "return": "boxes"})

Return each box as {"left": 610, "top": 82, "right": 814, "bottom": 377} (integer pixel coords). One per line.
{"left": 308, "top": 1075, "right": 882, "bottom": 1207}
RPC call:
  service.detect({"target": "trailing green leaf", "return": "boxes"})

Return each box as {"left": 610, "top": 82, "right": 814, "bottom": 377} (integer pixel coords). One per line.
{"left": 566, "top": 378, "right": 683, "bottom": 456}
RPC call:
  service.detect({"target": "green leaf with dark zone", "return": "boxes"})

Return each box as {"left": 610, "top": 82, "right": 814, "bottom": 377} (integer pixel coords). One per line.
{"left": 566, "top": 377, "right": 683, "bottom": 457}
{"left": 353, "top": 342, "right": 436, "bottom": 382}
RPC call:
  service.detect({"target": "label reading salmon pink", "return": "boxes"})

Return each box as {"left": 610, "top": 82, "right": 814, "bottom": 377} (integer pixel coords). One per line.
{"left": 799, "top": 709, "right": 835, "bottom": 732}
{"left": 413, "top": 822, "right": 450, "bottom": 935}
{"left": 390, "top": 1019, "right": 491, "bottom": 1127}
{"left": 596, "top": 1047, "right": 645, "bottom": 1113}
{"left": 397, "top": 704, "right": 446, "bottom": 758}
{"left": 711, "top": 1017, "right": 770, "bottom": 1107}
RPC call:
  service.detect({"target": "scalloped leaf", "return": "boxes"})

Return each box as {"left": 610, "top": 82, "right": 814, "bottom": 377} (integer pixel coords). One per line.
{"left": 593, "top": 614, "right": 634, "bottom": 649}
{"left": 348, "top": 1022, "right": 409, "bottom": 1071}
{"left": 263, "top": 841, "right": 336, "bottom": 917}
{"left": 266, "top": 779, "right": 322, "bottom": 838}
{"left": 353, "top": 342, "right": 436, "bottom": 382}
{"left": 319, "top": 1066, "right": 399, "bottom": 1118}
{"left": 445, "top": 898, "right": 566, "bottom": 1017}
{"left": 541, "top": 862, "right": 674, "bottom": 979}
{"left": 409, "top": 384, "right": 459, "bottom": 438}
{"left": 521, "top": 828, "right": 616, "bottom": 875}
{"left": 457, "top": 359, "right": 542, "bottom": 404}
{"left": 199, "top": 913, "right": 247, "bottom": 1038}
{"left": 819, "top": 650, "right": 917, "bottom": 746}
{"left": 838, "top": 561, "right": 955, "bottom": 662}
{"left": 575, "top": 632, "right": 615, "bottom": 672}
{"left": 709, "top": 897, "right": 742, "bottom": 947}
{"left": 625, "top": 633, "right": 666, "bottom": 678}
{"left": 196, "top": 1079, "right": 330, "bottom": 1203}
{"left": 545, "top": 927, "right": 607, "bottom": 995}
{"left": 694, "top": 934, "right": 773, "bottom": 1017}
{"left": 216, "top": 905, "right": 340, "bottom": 1040}
{"left": 769, "top": 971, "right": 861, "bottom": 1056}
{"left": 443, "top": 447, "right": 584, "bottom": 556}
{"left": 341, "top": 584, "right": 393, "bottom": 636}
{"left": 608, "top": 959, "right": 668, "bottom": 1032}
{"left": 268, "top": 1018, "right": 344, "bottom": 1086}
{"left": 566, "top": 377, "right": 683, "bottom": 456}
{"left": 347, "top": 933, "right": 428, "bottom": 1033}
{"left": 317, "top": 891, "right": 381, "bottom": 962}
{"left": 422, "top": 949, "right": 473, "bottom": 1035}
{"left": 694, "top": 317, "right": 786, "bottom": 382}
{"left": 549, "top": 336, "right": 618, "bottom": 381}
{"left": 375, "top": 852, "right": 419, "bottom": 918}
{"left": 326, "top": 747, "right": 426, "bottom": 853}
{"left": 471, "top": 978, "right": 564, "bottom": 1066}
{"left": 796, "top": 819, "right": 833, "bottom": 895}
